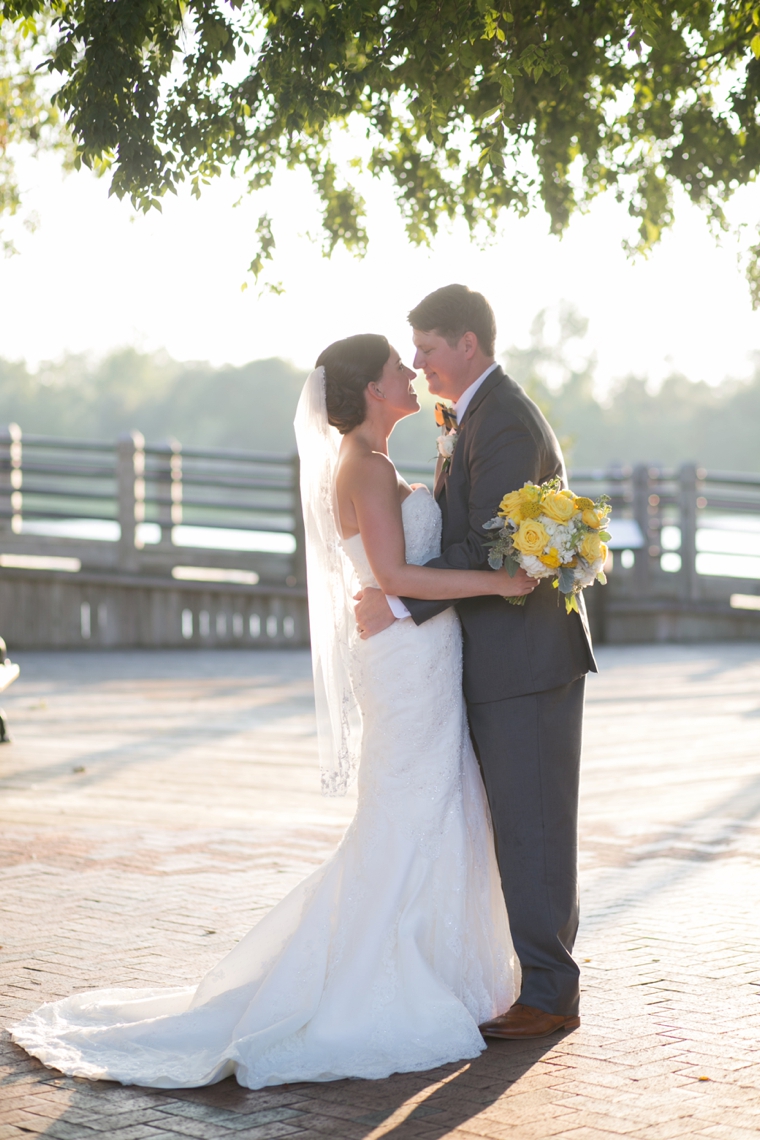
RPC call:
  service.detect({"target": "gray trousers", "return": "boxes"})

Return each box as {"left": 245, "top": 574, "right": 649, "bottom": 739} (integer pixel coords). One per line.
{"left": 466, "top": 676, "right": 585, "bottom": 1016}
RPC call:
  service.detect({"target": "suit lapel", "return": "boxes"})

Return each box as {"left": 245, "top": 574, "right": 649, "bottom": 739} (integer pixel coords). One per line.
{"left": 434, "top": 367, "right": 505, "bottom": 497}
{"left": 433, "top": 368, "right": 506, "bottom": 498}
{"left": 457, "top": 365, "right": 505, "bottom": 430}
{"left": 434, "top": 453, "right": 446, "bottom": 499}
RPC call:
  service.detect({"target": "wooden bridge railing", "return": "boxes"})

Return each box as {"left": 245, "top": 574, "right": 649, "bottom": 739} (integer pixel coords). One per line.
{"left": 0, "top": 428, "right": 303, "bottom": 582}
{"left": 0, "top": 426, "right": 758, "bottom": 646}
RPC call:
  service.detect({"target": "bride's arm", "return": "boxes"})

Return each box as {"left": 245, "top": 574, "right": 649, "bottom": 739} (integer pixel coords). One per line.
{"left": 349, "top": 453, "right": 535, "bottom": 601}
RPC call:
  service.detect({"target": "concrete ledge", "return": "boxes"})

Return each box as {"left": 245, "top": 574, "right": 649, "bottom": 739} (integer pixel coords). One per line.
{"left": 605, "top": 598, "right": 760, "bottom": 643}
{"left": 0, "top": 569, "right": 309, "bottom": 649}
{"left": 3, "top": 569, "right": 759, "bottom": 650}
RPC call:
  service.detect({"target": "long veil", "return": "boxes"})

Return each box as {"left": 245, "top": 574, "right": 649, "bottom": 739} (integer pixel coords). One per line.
{"left": 293, "top": 367, "right": 362, "bottom": 796}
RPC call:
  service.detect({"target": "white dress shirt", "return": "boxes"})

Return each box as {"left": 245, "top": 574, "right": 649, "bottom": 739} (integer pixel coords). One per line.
{"left": 386, "top": 362, "right": 499, "bottom": 621}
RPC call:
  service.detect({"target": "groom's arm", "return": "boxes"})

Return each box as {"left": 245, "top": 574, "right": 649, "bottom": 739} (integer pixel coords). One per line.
{"left": 402, "top": 412, "right": 542, "bottom": 626}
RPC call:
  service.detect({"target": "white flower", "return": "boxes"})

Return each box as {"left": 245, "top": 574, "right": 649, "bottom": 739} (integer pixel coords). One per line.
{"left": 573, "top": 556, "right": 604, "bottom": 590}
{"left": 436, "top": 432, "right": 457, "bottom": 460}
{"left": 519, "top": 554, "right": 556, "bottom": 579}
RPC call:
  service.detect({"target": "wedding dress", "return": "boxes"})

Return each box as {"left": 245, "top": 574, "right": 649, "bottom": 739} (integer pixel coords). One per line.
{"left": 12, "top": 485, "right": 518, "bottom": 1090}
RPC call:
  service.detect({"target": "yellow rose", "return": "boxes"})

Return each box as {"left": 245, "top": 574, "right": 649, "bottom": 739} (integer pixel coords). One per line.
{"left": 498, "top": 483, "right": 541, "bottom": 522}
{"left": 539, "top": 547, "right": 562, "bottom": 569}
{"left": 498, "top": 489, "right": 527, "bottom": 522}
{"left": 512, "top": 518, "right": 550, "bottom": 556}
{"left": 581, "top": 507, "right": 606, "bottom": 529}
{"left": 580, "top": 531, "right": 603, "bottom": 562}
{"left": 541, "top": 490, "right": 578, "bottom": 523}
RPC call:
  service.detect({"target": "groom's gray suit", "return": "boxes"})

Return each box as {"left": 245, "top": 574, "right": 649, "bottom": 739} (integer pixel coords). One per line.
{"left": 401, "top": 366, "right": 596, "bottom": 1017}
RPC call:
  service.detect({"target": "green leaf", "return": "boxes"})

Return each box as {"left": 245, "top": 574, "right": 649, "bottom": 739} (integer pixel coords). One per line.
{"left": 557, "top": 566, "right": 576, "bottom": 594}
{"left": 504, "top": 555, "right": 520, "bottom": 578}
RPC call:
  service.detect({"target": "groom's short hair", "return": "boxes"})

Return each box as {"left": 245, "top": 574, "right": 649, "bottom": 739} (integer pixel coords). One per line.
{"left": 408, "top": 285, "right": 496, "bottom": 356}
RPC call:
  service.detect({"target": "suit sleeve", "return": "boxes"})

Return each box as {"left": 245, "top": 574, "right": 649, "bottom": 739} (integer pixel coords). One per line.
{"left": 401, "top": 412, "right": 543, "bottom": 626}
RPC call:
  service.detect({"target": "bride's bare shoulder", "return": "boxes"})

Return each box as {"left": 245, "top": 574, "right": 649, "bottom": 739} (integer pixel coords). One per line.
{"left": 336, "top": 442, "right": 397, "bottom": 493}
{"left": 335, "top": 445, "right": 400, "bottom": 537}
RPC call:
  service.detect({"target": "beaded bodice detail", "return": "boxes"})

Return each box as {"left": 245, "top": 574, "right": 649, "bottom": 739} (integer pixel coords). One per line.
{"left": 341, "top": 486, "right": 442, "bottom": 587}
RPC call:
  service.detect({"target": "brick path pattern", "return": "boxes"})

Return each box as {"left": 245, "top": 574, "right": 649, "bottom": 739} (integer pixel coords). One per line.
{"left": 1, "top": 644, "right": 759, "bottom": 1139}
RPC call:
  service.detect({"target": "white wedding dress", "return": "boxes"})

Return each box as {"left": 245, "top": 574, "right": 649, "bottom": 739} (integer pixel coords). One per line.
{"left": 11, "top": 487, "right": 518, "bottom": 1089}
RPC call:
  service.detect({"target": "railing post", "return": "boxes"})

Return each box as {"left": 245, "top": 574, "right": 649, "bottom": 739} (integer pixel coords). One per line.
{"left": 290, "top": 454, "right": 306, "bottom": 587}
{"left": 0, "top": 424, "right": 22, "bottom": 535}
{"left": 156, "top": 438, "right": 182, "bottom": 545}
{"left": 117, "top": 431, "right": 145, "bottom": 570}
{"left": 631, "top": 463, "right": 651, "bottom": 597}
{"left": 679, "top": 463, "right": 699, "bottom": 602}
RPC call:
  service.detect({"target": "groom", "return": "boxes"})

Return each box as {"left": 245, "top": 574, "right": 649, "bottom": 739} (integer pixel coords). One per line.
{"left": 354, "top": 284, "right": 597, "bottom": 1038}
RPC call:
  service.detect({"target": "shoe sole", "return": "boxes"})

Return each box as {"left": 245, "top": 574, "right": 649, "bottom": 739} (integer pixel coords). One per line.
{"left": 481, "top": 1015, "right": 580, "bottom": 1040}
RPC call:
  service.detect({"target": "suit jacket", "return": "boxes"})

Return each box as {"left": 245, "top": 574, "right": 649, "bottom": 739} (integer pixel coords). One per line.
{"left": 402, "top": 367, "right": 597, "bottom": 704}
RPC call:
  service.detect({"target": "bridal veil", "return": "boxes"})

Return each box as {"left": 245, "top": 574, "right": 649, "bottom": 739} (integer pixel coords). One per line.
{"left": 293, "top": 367, "right": 362, "bottom": 796}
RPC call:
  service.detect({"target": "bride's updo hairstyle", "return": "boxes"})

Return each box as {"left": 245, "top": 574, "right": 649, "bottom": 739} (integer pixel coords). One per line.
{"left": 316, "top": 333, "right": 390, "bottom": 435}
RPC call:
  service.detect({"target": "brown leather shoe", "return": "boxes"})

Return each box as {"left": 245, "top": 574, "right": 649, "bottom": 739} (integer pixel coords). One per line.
{"left": 480, "top": 1002, "right": 580, "bottom": 1040}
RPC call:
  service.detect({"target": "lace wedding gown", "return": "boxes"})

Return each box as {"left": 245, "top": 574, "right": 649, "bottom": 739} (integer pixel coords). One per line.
{"left": 11, "top": 487, "right": 518, "bottom": 1089}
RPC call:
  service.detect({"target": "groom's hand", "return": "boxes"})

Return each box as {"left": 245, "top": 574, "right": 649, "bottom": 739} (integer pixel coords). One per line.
{"left": 353, "top": 588, "right": 396, "bottom": 639}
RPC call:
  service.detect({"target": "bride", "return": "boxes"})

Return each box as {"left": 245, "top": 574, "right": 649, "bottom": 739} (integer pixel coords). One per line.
{"left": 11, "top": 334, "right": 536, "bottom": 1089}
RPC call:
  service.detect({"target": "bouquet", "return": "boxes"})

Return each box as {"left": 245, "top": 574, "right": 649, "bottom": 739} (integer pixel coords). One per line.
{"left": 483, "top": 478, "right": 611, "bottom": 613}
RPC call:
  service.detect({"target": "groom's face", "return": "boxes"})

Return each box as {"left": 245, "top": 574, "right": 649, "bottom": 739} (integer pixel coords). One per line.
{"left": 411, "top": 328, "right": 470, "bottom": 400}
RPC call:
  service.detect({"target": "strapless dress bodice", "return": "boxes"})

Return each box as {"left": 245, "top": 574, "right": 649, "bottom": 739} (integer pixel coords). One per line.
{"left": 341, "top": 486, "right": 442, "bottom": 587}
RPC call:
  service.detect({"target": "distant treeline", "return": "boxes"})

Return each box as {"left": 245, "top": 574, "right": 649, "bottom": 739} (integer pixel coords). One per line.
{"left": 0, "top": 349, "right": 440, "bottom": 467}
{"left": 0, "top": 309, "right": 757, "bottom": 472}
{"left": 504, "top": 307, "right": 760, "bottom": 473}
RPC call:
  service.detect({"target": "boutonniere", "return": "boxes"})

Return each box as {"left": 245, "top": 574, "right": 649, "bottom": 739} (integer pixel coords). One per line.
{"left": 435, "top": 402, "right": 458, "bottom": 474}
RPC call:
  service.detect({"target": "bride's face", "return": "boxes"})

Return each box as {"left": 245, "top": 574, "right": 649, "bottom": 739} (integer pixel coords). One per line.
{"left": 376, "top": 347, "right": 419, "bottom": 418}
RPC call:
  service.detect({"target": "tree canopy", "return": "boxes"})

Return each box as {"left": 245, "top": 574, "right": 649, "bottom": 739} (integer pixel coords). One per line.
{"left": 0, "top": 18, "right": 72, "bottom": 253}
{"left": 3, "top": 1, "right": 760, "bottom": 294}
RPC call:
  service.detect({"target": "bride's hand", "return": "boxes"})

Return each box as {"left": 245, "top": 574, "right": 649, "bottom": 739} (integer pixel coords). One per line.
{"left": 491, "top": 566, "right": 539, "bottom": 597}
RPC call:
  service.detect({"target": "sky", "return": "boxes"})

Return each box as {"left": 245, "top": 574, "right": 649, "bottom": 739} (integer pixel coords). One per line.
{"left": 2, "top": 145, "right": 760, "bottom": 395}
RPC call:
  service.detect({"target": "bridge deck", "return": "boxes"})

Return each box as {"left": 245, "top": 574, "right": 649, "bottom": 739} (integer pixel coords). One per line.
{"left": 2, "top": 644, "right": 759, "bottom": 1139}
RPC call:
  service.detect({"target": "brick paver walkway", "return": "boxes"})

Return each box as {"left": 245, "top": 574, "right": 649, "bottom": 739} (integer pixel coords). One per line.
{"left": 1, "top": 644, "right": 759, "bottom": 1139}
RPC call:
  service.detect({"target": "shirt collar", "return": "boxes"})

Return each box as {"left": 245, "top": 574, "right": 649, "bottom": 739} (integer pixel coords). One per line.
{"left": 452, "top": 362, "right": 499, "bottom": 424}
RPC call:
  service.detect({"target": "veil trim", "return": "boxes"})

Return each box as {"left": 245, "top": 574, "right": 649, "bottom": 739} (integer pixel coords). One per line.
{"left": 293, "top": 368, "right": 362, "bottom": 796}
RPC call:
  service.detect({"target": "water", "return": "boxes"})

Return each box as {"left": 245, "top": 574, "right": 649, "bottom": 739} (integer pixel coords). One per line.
{"left": 21, "top": 519, "right": 295, "bottom": 555}
{"left": 660, "top": 515, "right": 760, "bottom": 580}
{"left": 19, "top": 515, "right": 760, "bottom": 580}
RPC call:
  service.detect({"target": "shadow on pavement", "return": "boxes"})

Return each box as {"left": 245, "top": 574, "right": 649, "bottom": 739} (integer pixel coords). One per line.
{"left": 160, "top": 1035, "right": 563, "bottom": 1138}
{"left": 3, "top": 1032, "right": 565, "bottom": 1139}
